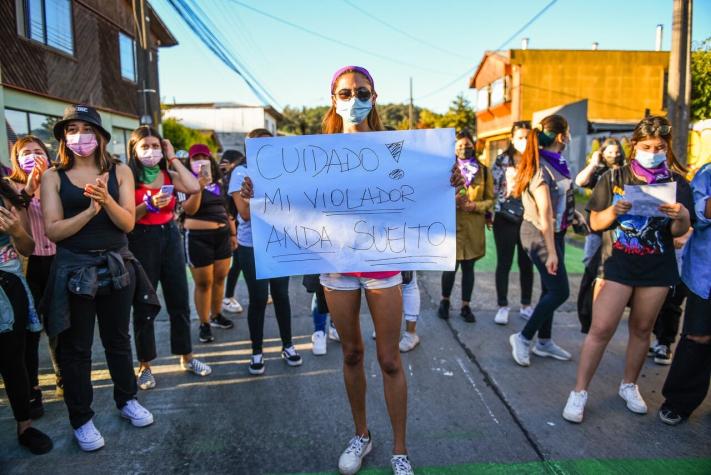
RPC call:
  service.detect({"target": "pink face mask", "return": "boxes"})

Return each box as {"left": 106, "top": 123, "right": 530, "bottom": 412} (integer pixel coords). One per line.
{"left": 66, "top": 133, "right": 98, "bottom": 157}
{"left": 191, "top": 159, "right": 210, "bottom": 176}
{"left": 19, "top": 153, "right": 47, "bottom": 174}
{"left": 137, "top": 148, "right": 163, "bottom": 167}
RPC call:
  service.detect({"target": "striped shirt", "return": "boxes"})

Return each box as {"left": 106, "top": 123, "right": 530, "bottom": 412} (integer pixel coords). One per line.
{"left": 28, "top": 197, "right": 56, "bottom": 256}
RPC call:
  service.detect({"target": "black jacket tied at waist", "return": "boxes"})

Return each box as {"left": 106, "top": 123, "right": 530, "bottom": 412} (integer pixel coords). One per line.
{"left": 42, "top": 246, "right": 161, "bottom": 337}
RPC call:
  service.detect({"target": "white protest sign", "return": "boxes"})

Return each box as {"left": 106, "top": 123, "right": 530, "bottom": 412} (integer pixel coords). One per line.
{"left": 625, "top": 182, "right": 677, "bottom": 218}
{"left": 245, "top": 128, "right": 457, "bottom": 279}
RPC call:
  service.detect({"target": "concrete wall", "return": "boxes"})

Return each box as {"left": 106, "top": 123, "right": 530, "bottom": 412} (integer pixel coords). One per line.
{"left": 163, "top": 107, "right": 267, "bottom": 134}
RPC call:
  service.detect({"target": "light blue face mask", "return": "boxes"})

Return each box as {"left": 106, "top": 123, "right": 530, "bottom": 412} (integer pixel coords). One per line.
{"left": 635, "top": 149, "right": 666, "bottom": 168}
{"left": 336, "top": 98, "right": 372, "bottom": 125}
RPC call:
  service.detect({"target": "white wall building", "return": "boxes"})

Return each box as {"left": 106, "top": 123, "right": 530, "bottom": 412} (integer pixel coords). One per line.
{"left": 162, "top": 102, "right": 282, "bottom": 153}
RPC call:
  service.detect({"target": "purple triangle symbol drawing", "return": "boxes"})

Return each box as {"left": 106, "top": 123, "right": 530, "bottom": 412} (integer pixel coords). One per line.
{"left": 386, "top": 140, "right": 404, "bottom": 163}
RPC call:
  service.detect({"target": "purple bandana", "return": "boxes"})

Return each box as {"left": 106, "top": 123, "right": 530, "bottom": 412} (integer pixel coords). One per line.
{"left": 630, "top": 159, "right": 671, "bottom": 184}
{"left": 539, "top": 149, "right": 571, "bottom": 178}
{"left": 205, "top": 182, "right": 221, "bottom": 196}
{"left": 457, "top": 158, "right": 480, "bottom": 187}
{"left": 331, "top": 66, "right": 374, "bottom": 92}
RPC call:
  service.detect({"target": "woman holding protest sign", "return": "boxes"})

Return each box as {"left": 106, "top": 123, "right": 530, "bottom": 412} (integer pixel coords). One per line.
{"left": 127, "top": 126, "right": 211, "bottom": 390}
{"left": 239, "top": 66, "right": 464, "bottom": 475}
{"left": 232, "top": 129, "right": 303, "bottom": 376}
{"left": 563, "top": 116, "right": 692, "bottom": 424}
{"left": 438, "top": 129, "right": 494, "bottom": 323}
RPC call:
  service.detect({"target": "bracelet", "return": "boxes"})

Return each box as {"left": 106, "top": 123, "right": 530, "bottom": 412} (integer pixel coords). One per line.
{"left": 143, "top": 194, "right": 160, "bottom": 213}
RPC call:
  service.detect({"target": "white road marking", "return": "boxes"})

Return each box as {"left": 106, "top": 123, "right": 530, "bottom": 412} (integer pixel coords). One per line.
{"left": 456, "top": 357, "right": 500, "bottom": 425}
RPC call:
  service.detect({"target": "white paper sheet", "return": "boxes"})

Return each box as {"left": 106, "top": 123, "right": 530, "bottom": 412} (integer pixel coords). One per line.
{"left": 246, "top": 129, "right": 457, "bottom": 279}
{"left": 624, "top": 181, "right": 677, "bottom": 218}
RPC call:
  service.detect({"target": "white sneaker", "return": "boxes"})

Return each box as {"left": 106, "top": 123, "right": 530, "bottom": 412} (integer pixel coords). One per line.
{"left": 509, "top": 333, "right": 531, "bottom": 367}
{"left": 532, "top": 340, "right": 572, "bottom": 361}
{"left": 120, "top": 399, "right": 154, "bottom": 427}
{"left": 391, "top": 455, "right": 414, "bottom": 475}
{"left": 494, "top": 307, "right": 510, "bottom": 325}
{"left": 328, "top": 323, "right": 340, "bottom": 342}
{"left": 562, "top": 390, "right": 588, "bottom": 423}
{"left": 312, "top": 331, "right": 327, "bottom": 356}
{"left": 222, "top": 297, "right": 243, "bottom": 313}
{"left": 519, "top": 306, "right": 534, "bottom": 320}
{"left": 74, "top": 419, "right": 105, "bottom": 452}
{"left": 181, "top": 358, "right": 212, "bottom": 376}
{"left": 399, "top": 332, "right": 420, "bottom": 352}
{"left": 338, "top": 433, "right": 372, "bottom": 475}
{"left": 137, "top": 367, "right": 156, "bottom": 390}
{"left": 372, "top": 330, "right": 377, "bottom": 340}
{"left": 619, "top": 382, "right": 648, "bottom": 414}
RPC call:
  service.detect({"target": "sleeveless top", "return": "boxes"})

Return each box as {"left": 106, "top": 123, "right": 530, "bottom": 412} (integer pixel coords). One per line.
{"left": 188, "top": 188, "right": 228, "bottom": 224}
{"left": 57, "top": 166, "right": 127, "bottom": 252}
{"left": 135, "top": 170, "right": 176, "bottom": 226}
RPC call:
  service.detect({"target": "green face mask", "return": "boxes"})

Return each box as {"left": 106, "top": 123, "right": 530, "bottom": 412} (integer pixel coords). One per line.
{"left": 141, "top": 164, "right": 161, "bottom": 184}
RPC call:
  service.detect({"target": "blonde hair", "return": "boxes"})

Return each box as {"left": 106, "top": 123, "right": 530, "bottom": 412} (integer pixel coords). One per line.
{"left": 8, "top": 135, "right": 51, "bottom": 184}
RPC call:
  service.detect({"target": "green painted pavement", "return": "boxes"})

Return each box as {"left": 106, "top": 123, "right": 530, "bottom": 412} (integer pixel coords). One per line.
{"left": 284, "top": 457, "right": 711, "bottom": 475}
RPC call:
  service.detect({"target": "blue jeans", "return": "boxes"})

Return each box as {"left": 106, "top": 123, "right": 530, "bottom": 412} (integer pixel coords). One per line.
{"left": 520, "top": 221, "right": 569, "bottom": 341}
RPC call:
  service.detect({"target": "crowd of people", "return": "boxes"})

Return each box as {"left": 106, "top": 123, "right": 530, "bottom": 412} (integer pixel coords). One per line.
{"left": 0, "top": 65, "right": 709, "bottom": 475}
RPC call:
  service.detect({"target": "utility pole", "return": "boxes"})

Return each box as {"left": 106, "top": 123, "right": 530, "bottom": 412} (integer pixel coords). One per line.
{"left": 409, "top": 77, "right": 414, "bottom": 130}
{"left": 134, "top": 0, "right": 156, "bottom": 125}
{"left": 666, "top": 0, "right": 692, "bottom": 164}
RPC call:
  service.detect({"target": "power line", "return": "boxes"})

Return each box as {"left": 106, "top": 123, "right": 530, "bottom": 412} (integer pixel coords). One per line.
{"left": 415, "top": 0, "right": 558, "bottom": 101}
{"left": 226, "top": 0, "right": 448, "bottom": 76}
{"left": 341, "top": 0, "right": 470, "bottom": 60}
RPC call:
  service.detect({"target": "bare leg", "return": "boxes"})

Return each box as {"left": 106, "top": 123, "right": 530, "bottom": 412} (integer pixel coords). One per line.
{"left": 324, "top": 288, "right": 368, "bottom": 436}
{"left": 210, "top": 258, "right": 231, "bottom": 316}
{"left": 574, "top": 280, "right": 633, "bottom": 391}
{"left": 624, "top": 286, "right": 668, "bottom": 384}
{"left": 190, "top": 265, "right": 214, "bottom": 324}
{"left": 367, "top": 286, "right": 407, "bottom": 455}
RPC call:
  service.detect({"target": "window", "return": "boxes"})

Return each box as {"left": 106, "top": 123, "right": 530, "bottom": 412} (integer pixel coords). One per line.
{"left": 5, "top": 108, "right": 60, "bottom": 158}
{"left": 476, "top": 87, "right": 489, "bottom": 112}
{"left": 119, "top": 32, "right": 137, "bottom": 82}
{"left": 25, "top": 0, "right": 74, "bottom": 55}
{"left": 490, "top": 79, "right": 505, "bottom": 107}
{"left": 111, "top": 127, "right": 132, "bottom": 162}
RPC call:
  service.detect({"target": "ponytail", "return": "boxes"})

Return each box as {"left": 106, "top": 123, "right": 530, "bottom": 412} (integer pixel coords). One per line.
{"left": 512, "top": 128, "right": 541, "bottom": 198}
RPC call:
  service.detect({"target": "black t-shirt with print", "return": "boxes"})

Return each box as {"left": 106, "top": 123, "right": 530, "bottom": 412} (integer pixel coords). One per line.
{"left": 587, "top": 166, "right": 693, "bottom": 287}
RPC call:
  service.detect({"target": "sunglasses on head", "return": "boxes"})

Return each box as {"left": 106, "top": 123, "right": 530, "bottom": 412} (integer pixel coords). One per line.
{"left": 335, "top": 87, "right": 372, "bottom": 101}
{"left": 640, "top": 122, "right": 672, "bottom": 136}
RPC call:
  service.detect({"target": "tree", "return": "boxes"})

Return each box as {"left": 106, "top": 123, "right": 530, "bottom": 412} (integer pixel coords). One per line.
{"left": 416, "top": 93, "right": 476, "bottom": 133}
{"left": 162, "top": 118, "right": 219, "bottom": 153}
{"left": 691, "top": 37, "right": 711, "bottom": 121}
{"left": 280, "top": 105, "right": 329, "bottom": 135}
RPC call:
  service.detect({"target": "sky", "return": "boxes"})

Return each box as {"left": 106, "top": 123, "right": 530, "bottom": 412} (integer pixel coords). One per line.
{"left": 151, "top": 0, "right": 711, "bottom": 114}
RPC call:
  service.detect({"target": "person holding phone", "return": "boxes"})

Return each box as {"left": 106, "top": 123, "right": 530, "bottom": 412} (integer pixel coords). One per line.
{"left": 40, "top": 105, "right": 159, "bottom": 451}
{"left": 127, "top": 126, "right": 211, "bottom": 390}
{"left": 0, "top": 173, "right": 53, "bottom": 455}
{"left": 181, "top": 144, "right": 235, "bottom": 344}
{"left": 7, "top": 136, "right": 61, "bottom": 417}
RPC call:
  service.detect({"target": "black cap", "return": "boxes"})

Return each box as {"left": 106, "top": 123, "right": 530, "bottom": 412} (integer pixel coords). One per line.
{"left": 53, "top": 104, "right": 111, "bottom": 141}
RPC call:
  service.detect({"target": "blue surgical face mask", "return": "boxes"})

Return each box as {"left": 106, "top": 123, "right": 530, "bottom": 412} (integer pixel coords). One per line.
{"left": 635, "top": 149, "right": 666, "bottom": 168}
{"left": 336, "top": 98, "right": 372, "bottom": 125}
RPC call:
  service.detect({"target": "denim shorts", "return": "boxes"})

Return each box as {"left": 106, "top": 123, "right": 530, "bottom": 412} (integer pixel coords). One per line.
{"left": 320, "top": 273, "right": 402, "bottom": 291}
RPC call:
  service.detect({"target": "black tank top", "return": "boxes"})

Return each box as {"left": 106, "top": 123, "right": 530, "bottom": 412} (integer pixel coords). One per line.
{"left": 190, "top": 189, "right": 228, "bottom": 224}
{"left": 57, "top": 166, "right": 128, "bottom": 252}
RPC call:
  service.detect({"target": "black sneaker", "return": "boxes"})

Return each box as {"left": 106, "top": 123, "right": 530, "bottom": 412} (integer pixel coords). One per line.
{"left": 210, "top": 313, "right": 234, "bottom": 329}
{"left": 652, "top": 345, "right": 673, "bottom": 365}
{"left": 460, "top": 305, "right": 476, "bottom": 323}
{"left": 437, "top": 300, "right": 450, "bottom": 320}
{"left": 282, "top": 346, "right": 303, "bottom": 367}
{"left": 658, "top": 407, "right": 684, "bottom": 426}
{"left": 199, "top": 323, "right": 214, "bottom": 343}
{"left": 249, "top": 354, "right": 265, "bottom": 375}
{"left": 29, "top": 389, "right": 44, "bottom": 420}
{"left": 18, "top": 427, "right": 53, "bottom": 455}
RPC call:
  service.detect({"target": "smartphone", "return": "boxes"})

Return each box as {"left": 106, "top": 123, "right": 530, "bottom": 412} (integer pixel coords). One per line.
{"left": 200, "top": 163, "right": 212, "bottom": 182}
{"left": 160, "top": 185, "right": 174, "bottom": 196}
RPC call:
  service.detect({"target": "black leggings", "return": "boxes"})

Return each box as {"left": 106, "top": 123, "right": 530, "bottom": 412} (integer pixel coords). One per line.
{"left": 224, "top": 247, "right": 242, "bottom": 299}
{"left": 442, "top": 259, "right": 476, "bottom": 303}
{"left": 0, "top": 270, "right": 31, "bottom": 422}
{"left": 493, "top": 215, "right": 533, "bottom": 307}
{"left": 25, "top": 254, "right": 60, "bottom": 385}
{"left": 238, "top": 245, "right": 292, "bottom": 354}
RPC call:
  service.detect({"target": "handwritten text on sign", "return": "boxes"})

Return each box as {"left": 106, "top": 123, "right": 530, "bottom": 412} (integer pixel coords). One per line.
{"left": 246, "top": 128, "right": 456, "bottom": 279}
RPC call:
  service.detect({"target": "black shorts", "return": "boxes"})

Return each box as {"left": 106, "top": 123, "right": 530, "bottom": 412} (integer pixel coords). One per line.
{"left": 184, "top": 227, "right": 231, "bottom": 268}
{"left": 682, "top": 291, "right": 711, "bottom": 336}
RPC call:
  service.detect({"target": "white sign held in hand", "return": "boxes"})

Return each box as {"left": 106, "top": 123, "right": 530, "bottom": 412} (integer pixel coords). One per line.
{"left": 624, "top": 181, "right": 677, "bottom": 218}
{"left": 246, "top": 129, "right": 457, "bottom": 279}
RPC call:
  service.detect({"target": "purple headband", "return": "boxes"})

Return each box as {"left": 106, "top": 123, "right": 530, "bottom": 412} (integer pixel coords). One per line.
{"left": 330, "top": 66, "right": 374, "bottom": 93}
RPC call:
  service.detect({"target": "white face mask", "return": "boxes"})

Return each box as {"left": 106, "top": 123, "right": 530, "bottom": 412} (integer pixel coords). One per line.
{"left": 137, "top": 148, "right": 163, "bottom": 167}
{"left": 336, "top": 98, "right": 372, "bottom": 125}
{"left": 635, "top": 149, "right": 666, "bottom": 168}
{"left": 512, "top": 138, "right": 527, "bottom": 154}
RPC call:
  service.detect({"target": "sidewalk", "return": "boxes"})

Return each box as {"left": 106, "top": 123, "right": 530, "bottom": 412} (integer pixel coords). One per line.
{"left": 1, "top": 269, "right": 709, "bottom": 474}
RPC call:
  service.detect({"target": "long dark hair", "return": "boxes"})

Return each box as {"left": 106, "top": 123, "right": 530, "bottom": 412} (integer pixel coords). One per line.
{"left": 504, "top": 120, "right": 532, "bottom": 158}
{"left": 0, "top": 177, "right": 25, "bottom": 208}
{"left": 56, "top": 123, "right": 117, "bottom": 173}
{"left": 512, "top": 114, "right": 568, "bottom": 198}
{"left": 128, "top": 125, "right": 168, "bottom": 187}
